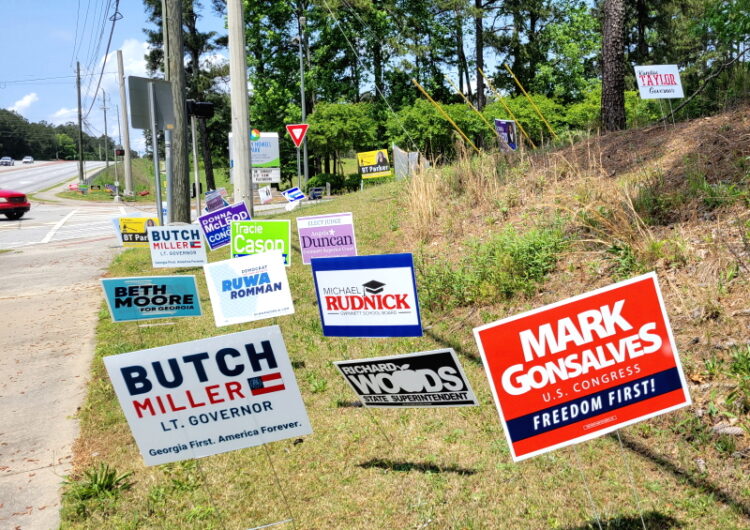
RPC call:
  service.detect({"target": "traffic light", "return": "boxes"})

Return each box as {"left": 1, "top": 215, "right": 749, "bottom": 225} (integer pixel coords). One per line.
{"left": 186, "top": 100, "right": 215, "bottom": 119}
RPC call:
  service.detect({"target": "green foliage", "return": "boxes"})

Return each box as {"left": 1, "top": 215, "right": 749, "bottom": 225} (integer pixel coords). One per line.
{"left": 606, "top": 243, "right": 645, "bottom": 279}
{"left": 483, "top": 95, "right": 565, "bottom": 146}
{"left": 418, "top": 225, "right": 566, "bottom": 311}
{"left": 308, "top": 102, "right": 378, "bottom": 160}
{"left": 727, "top": 346, "right": 750, "bottom": 414}
{"left": 62, "top": 463, "right": 133, "bottom": 519}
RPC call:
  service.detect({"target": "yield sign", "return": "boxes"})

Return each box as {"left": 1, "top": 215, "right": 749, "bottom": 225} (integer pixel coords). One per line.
{"left": 286, "top": 123, "right": 309, "bottom": 148}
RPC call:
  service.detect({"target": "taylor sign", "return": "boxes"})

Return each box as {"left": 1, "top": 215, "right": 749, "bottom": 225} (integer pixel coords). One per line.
{"left": 634, "top": 65, "right": 684, "bottom": 99}
{"left": 473, "top": 273, "right": 690, "bottom": 462}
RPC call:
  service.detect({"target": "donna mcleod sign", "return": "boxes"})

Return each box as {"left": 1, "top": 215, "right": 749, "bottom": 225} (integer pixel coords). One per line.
{"left": 104, "top": 326, "right": 312, "bottom": 466}
{"left": 335, "top": 349, "right": 478, "bottom": 408}
{"left": 473, "top": 272, "right": 691, "bottom": 462}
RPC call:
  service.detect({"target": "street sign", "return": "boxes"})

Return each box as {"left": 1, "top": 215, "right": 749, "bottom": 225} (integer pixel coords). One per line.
{"left": 285, "top": 124, "right": 309, "bottom": 148}
{"left": 127, "top": 76, "right": 175, "bottom": 130}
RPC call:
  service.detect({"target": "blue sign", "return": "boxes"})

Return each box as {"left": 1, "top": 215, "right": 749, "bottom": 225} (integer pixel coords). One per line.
{"left": 101, "top": 276, "right": 202, "bottom": 322}
{"left": 311, "top": 253, "right": 423, "bottom": 337}
{"left": 198, "top": 202, "right": 251, "bottom": 250}
{"left": 282, "top": 187, "right": 305, "bottom": 202}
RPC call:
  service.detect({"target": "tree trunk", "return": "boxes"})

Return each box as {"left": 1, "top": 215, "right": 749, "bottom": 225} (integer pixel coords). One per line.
{"left": 474, "top": 0, "right": 485, "bottom": 108}
{"left": 456, "top": 15, "right": 472, "bottom": 99}
{"left": 165, "top": 0, "right": 190, "bottom": 222}
{"left": 601, "top": 0, "right": 626, "bottom": 132}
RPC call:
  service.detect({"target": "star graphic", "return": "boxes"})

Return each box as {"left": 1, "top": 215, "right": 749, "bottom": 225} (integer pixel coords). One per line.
{"left": 328, "top": 229, "right": 335, "bottom": 235}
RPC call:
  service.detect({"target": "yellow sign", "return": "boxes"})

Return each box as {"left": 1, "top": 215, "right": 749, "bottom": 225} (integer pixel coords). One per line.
{"left": 119, "top": 217, "right": 159, "bottom": 247}
{"left": 357, "top": 149, "right": 392, "bottom": 179}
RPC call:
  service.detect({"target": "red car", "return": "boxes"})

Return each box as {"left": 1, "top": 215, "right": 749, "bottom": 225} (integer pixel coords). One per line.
{"left": 0, "top": 188, "right": 30, "bottom": 220}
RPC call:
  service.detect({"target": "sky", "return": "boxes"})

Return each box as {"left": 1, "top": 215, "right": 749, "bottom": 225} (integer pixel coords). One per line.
{"left": 0, "top": 0, "right": 228, "bottom": 153}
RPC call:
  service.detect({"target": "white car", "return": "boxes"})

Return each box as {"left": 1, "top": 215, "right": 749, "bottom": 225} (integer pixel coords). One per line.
{"left": 0, "top": 157, "right": 13, "bottom": 166}
{"left": 22, "top": 156, "right": 34, "bottom": 164}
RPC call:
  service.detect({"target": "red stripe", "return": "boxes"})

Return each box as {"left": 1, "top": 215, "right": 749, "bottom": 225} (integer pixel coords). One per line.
{"left": 260, "top": 373, "right": 282, "bottom": 383}
{"left": 252, "top": 384, "right": 285, "bottom": 395}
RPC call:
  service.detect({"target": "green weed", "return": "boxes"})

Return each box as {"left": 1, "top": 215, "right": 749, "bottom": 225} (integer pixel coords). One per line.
{"left": 417, "top": 225, "right": 566, "bottom": 311}
{"left": 63, "top": 463, "right": 133, "bottom": 502}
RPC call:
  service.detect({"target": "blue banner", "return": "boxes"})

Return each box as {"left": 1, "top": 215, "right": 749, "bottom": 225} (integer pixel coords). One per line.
{"left": 101, "top": 276, "right": 202, "bottom": 322}
{"left": 505, "top": 367, "right": 684, "bottom": 442}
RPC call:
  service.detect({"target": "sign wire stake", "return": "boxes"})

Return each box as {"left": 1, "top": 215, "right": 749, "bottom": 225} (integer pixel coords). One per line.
{"left": 615, "top": 431, "right": 648, "bottom": 530}
{"left": 195, "top": 458, "right": 230, "bottom": 529}
{"left": 572, "top": 445, "right": 604, "bottom": 530}
{"left": 261, "top": 443, "right": 298, "bottom": 530}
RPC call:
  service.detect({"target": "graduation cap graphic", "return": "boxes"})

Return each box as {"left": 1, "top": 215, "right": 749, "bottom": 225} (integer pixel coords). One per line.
{"left": 362, "top": 280, "right": 385, "bottom": 295}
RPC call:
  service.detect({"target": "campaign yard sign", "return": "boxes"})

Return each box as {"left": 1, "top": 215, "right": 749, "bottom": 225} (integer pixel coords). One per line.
{"left": 259, "top": 185, "right": 273, "bottom": 205}
{"left": 297, "top": 212, "right": 357, "bottom": 265}
{"left": 335, "top": 349, "right": 478, "bottom": 408}
{"left": 357, "top": 149, "right": 392, "bottom": 178}
{"left": 104, "top": 326, "right": 312, "bottom": 465}
{"left": 494, "top": 119, "right": 518, "bottom": 151}
{"left": 198, "top": 202, "right": 251, "bottom": 251}
{"left": 311, "top": 253, "right": 422, "bottom": 337}
{"left": 203, "top": 252, "right": 294, "bottom": 327}
{"left": 147, "top": 226, "right": 207, "bottom": 268}
{"left": 634, "top": 65, "right": 684, "bottom": 99}
{"left": 473, "top": 272, "right": 690, "bottom": 462}
{"left": 282, "top": 187, "right": 305, "bottom": 203}
{"left": 119, "top": 217, "right": 159, "bottom": 247}
{"left": 230, "top": 220, "right": 292, "bottom": 265}
{"left": 101, "top": 276, "right": 202, "bottom": 322}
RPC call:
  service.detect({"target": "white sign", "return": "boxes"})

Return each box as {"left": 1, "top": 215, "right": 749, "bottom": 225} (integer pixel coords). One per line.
{"left": 259, "top": 185, "right": 273, "bottom": 204}
{"left": 252, "top": 168, "right": 281, "bottom": 184}
{"left": 203, "top": 251, "right": 295, "bottom": 327}
{"left": 147, "top": 226, "right": 207, "bottom": 268}
{"left": 104, "top": 326, "right": 312, "bottom": 466}
{"left": 634, "top": 65, "right": 684, "bottom": 99}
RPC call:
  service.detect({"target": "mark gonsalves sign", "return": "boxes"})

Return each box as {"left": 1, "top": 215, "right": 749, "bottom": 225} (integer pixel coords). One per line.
{"left": 473, "top": 272, "right": 690, "bottom": 462}
{"left": 101, "top": 276, "right": 202, "bottom": 322}
{"left": 335, "top": 349, "right": 478, "bottom": 408}
{"left": 634, "top": 65, "right": 684, "bottom": 99}
{"left": 104, "top": 326, "right": 312, "bottom": 466}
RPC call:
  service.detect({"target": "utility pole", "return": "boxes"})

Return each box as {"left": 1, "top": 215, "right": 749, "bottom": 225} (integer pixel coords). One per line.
{"left": 228, "top": 0, "right": 253, "bottom": 215}
{"left": 102, "top": 90, "right": 109, "bottom": 169}
{"left": 117, "top": 49, "right": 134, "bottom": 195}
{"left": 164, "top": 0, "right": 190, "bottom": 223}
{"left": 76, "top": 61, "right": 85, "bottom": 183}
{"left": 298, "top": 15, "right": 309, "bottom": 186}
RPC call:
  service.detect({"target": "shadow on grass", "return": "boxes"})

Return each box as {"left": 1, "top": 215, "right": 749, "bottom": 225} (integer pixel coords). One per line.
{"left": 614, "top": 433, "right": 750, "bottom": 520}
{"left": 359, "top": 458, "right": 477, "bottom": 475}
{"left": 564, "top": 510, "right": 683, "bottom": 529}
{"left": 423, "top": 328, "right": 483, "bottom": 365}
{"left": 336, "top": 400, "right": 363, "bottom": 408}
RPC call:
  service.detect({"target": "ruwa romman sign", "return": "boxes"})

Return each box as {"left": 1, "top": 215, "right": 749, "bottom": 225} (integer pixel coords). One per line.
{"left": 104, "top": 326, "right": 312, "bottom": 465}
{"left": 473, "top": 273, "right": 690, "bottom": 462}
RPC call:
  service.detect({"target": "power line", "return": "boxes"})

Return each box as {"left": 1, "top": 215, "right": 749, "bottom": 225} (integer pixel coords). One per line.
{"left": 71, "top": 0, "right": 82, "bottom": 67}
{"left": 0, "top": 72, "right": 118, "bottom": 85}
{"left": 73, "top": 0, "right": 93, "bottom": 63}
{"left": 83, "top": 0, "right": 122, "bottom": 120}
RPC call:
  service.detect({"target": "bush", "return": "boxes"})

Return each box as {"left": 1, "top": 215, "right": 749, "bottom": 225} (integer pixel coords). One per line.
{"left": 417, "top": 225, "right": 566, "bottom": 311}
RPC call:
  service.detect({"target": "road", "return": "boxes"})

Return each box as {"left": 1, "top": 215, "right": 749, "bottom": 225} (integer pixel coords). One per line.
{"left": 0, "top": 163, "right": 140, "bottom": 529}
{"left": 0, "top": 160, "right": 106, "bottom": 194}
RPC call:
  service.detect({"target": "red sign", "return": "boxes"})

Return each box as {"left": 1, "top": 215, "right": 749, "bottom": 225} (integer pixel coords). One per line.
{"left": 473, "top": 273, "right": 690, "bottom": 462}
{"left": 285, "top": 123, "right": 309, "bottom": 148}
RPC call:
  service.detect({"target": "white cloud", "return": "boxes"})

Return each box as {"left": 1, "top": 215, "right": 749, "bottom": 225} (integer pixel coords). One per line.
{"left": 8, "top": 93, "right": 39, "bottom": 114}
{"left": 49, "top": 107, "right": 78, "bottom": 125}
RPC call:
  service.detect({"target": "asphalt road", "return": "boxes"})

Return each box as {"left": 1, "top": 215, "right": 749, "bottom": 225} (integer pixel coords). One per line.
{"left": 0, "top": 163, "right": 135, "bottom": 529}
{"left": 0, "top": 160, "right": 106, "bottom": 194}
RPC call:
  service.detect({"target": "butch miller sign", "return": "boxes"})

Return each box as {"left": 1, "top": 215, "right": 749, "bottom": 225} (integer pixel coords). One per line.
{"left": 104, "top": 326, "right": 312, "bottom": 465}
{"left": 473, "top": 273, "right": 690, "bottom": 462}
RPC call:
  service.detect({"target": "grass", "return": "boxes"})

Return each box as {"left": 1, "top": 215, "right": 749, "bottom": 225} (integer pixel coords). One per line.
{"left": 63, "top": 113, "right": 750, "bottom": 528}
